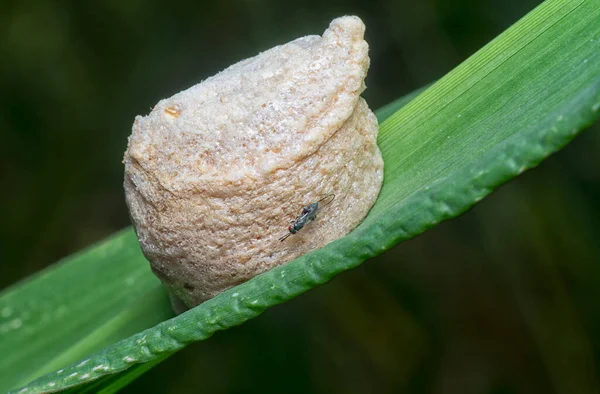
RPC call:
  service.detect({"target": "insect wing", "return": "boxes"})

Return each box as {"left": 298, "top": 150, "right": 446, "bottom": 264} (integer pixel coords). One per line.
{"left": 317, "top": 194, "right": 335, "bottom": 206}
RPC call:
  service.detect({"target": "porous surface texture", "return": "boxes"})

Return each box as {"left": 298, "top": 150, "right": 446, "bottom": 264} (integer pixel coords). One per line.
{"left": 124, "top": 16, "right": 383, "bottom": 309}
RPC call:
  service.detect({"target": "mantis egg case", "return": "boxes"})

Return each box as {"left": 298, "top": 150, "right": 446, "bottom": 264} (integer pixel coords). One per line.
{"left": 124, "top": 16, "right": 383, "bottom": 311}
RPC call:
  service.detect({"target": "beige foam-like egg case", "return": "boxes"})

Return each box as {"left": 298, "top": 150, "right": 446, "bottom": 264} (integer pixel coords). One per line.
{"left": 124, "top": 16, "right": 383, "bottom": 310}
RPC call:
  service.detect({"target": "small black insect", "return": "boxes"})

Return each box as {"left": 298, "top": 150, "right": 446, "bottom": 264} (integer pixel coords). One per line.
{"left": 279, "top": 194, "right": 335, "bottom": 242}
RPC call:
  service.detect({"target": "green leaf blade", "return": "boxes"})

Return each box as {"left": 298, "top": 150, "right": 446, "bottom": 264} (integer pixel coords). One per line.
{"left": 0, "top": 230, "right": 173, "bottom": 392}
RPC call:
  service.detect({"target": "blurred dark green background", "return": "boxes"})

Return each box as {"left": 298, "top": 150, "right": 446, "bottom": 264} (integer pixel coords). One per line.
{"left": 2, "top": 0, "right": 599, "bottom": 393}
